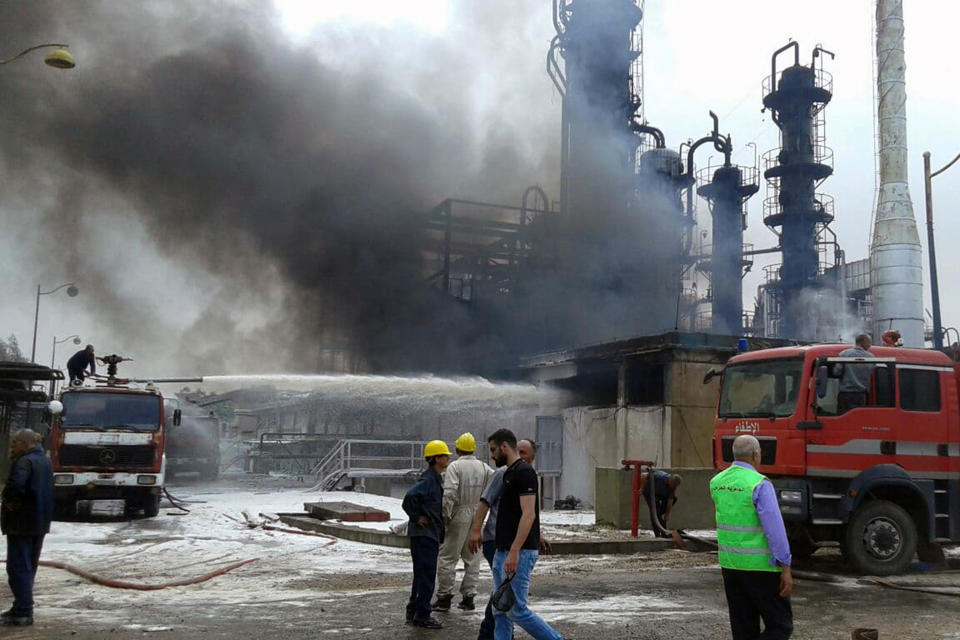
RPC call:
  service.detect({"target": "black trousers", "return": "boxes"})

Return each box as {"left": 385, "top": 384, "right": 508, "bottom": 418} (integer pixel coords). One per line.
{"left": 721, "top": 568, "right": 793, "bottom": 640}
{"left": 407, "top": 536, "right": 439, "bottom": 621}
{"left": 837, "top": 391, "right": 866, "bottom": 415}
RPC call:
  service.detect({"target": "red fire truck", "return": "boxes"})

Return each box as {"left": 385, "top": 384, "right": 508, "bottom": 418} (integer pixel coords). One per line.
{"left": 713, "top": 344, "right": 958, "bottom": 575}
{"left": 48, "top": 356, "right": 199, "bottom": 518}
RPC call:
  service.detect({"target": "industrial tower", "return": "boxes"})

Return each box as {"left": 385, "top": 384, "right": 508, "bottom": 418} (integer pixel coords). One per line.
{"left": 761, "top": 42, "right": 836, "bottom": 340}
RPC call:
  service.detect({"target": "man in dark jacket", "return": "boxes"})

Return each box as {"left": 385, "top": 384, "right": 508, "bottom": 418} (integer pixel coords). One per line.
{"left": 66, "top": 344, "right": 96, "bottom": 385}
{"left": 1, "top": 429, "right": 54, "bottom": 626}
{"left": 402, "top": 440, "right": 451, "bottom": 630}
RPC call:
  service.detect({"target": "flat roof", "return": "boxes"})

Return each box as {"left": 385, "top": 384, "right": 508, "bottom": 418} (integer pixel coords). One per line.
{"left": 517, "top": 332, "right": 797, "bottom": 370}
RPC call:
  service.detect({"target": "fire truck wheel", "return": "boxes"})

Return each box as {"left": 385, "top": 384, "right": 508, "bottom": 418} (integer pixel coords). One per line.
{"left": 843, "top": 500, "right": 917, "bottom": 576}
{"left": 143, "top": 494, "right": 161, "bottom": 518}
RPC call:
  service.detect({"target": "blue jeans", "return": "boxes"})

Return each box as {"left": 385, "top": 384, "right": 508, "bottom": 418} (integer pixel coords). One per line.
{"left": 6, "top": 535, "right": 44, "bottom": 616}
{"left": 479, "top": 540, "right": 497, "bottom": 638}
{"left": 492, "top": 549, "right": 563, "bottom": 640}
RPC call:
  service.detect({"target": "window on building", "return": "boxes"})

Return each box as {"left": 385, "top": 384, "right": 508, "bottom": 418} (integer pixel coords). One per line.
{"left": 900, "top": 369, "right": 941, "bottom": 412}
{"left": 626, "top": 362, "right": 665, "bottom": 405}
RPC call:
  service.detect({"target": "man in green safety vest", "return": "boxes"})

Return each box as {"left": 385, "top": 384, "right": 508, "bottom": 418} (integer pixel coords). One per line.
{"left": 710, "top": 434, "right": 793, "bottom": 640}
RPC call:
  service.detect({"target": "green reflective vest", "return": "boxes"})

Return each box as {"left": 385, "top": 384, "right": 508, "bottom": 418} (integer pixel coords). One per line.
{"left": 709, "top": 464, "right": 779, "bottom": 572}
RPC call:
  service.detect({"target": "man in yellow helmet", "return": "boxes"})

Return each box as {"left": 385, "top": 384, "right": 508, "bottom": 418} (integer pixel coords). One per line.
{"left": 402, "top": 440, "right": 451, "bottom": 630}
{"left": 710, "top": 434, "right": 793, "bottom": 640}
{"left": 432, "top": 432, "right": 493, "bottom": 613}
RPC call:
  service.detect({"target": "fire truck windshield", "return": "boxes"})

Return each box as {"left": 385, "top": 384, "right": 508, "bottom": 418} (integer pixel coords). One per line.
{"left": 719, "top": 358, "right": 803, "bottom": 418}
{"left": 61, "top": 393, "right": 161, "bottom": 431}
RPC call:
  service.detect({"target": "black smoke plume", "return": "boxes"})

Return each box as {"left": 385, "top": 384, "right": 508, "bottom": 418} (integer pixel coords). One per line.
{"left": 0, "top": 1, "right": 559, "bottom": 375}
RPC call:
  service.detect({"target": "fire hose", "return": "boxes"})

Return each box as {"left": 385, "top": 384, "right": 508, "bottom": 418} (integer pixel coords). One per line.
{"left": 863, "top": 576, "right": 960, "bottom": 598}
{"left": 3, "top": 558, "right": 259, "bottom": 591}
{"left": 162, "top": 487, "right": 192, "bottom": 513}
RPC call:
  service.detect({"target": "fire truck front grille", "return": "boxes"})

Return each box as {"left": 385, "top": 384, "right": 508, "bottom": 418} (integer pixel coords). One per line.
{"left": 721, "top": 436, "right": 777, "bottom": 465}
{"left": 60, "top": 445, "right": 155, "bottom": 468}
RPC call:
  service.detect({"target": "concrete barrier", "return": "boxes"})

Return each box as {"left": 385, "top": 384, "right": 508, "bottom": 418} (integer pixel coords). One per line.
{"left": 278, "top": 514, "right": 675, "bottom": 555}
{"left": 595, "top": 467, "right": 717, "bottom": 530}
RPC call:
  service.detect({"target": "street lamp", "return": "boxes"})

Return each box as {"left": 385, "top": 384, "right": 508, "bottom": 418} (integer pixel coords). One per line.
{"left": 49, "top": 335, "right": 81, "bottom": 397}
{"left": 30, "top": 283, "right": 79, "bottom": 363}
{"left": 923, "top": 150, "right": 960, "bottom": 350}
{"left": 0, "top": 43, "right": 75, "bottom": 69}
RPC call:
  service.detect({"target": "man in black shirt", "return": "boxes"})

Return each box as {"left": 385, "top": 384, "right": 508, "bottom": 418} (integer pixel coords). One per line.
{"left": 488, "top": 429, "right": 564, "bottom": 640}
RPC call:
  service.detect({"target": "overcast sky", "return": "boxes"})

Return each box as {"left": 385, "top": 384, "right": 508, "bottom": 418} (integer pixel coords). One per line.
{"left": 1, "top": 0, "right": 957, "bottom": 378}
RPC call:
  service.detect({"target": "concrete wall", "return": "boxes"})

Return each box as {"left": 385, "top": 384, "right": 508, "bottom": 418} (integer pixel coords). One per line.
{"left": 558, "top": 405, "right": 671, "bottom": 506}
{"left": 665, "top": 356, "right": 722, "bottom": 468}
{"left": 595, "top": 466, "right": 717, "bottom": 530}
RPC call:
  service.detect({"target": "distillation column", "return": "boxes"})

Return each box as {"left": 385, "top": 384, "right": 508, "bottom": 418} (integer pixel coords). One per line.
{"left": 762, "top": 43, "right": 834, "bottom": 340}
{"left": 699, "top": 166, "right": 758, "bottom": 335}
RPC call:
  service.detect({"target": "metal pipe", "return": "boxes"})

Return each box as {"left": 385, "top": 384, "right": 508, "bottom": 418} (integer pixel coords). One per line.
{"left": 770, "top": 42, "right": 800, "bottom": 92}
{"left": 632, "top": 121, "right": 665, "bottom": 148}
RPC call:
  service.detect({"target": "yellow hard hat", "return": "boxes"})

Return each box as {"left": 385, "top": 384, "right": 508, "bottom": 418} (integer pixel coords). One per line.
{"left": 424, "top": 440, "right": 451, "bottom": 458}
{"left": 455, "top": 432, "right": 476, "bottom": 453}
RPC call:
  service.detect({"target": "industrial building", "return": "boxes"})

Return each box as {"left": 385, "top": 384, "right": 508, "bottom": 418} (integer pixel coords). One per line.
{"left": 209, "top": 1, "right": 930, "bottom": 510}
{"left": 416, "top": 0, "right": 931, "bottom": 507}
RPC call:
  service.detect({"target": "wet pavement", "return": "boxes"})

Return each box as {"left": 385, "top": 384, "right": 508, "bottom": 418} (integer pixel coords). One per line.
{"left": 3, "top": 477, "right": 959, "bottom": 639}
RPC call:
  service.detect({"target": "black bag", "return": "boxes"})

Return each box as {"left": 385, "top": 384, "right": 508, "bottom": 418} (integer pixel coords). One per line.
{"left": 491, "top": 573, "right": 516, "bottom": 612}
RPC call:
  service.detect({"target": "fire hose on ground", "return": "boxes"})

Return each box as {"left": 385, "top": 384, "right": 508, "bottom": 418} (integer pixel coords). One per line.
{"left": 2, "top": 558, "right": 259, "bottom": 591}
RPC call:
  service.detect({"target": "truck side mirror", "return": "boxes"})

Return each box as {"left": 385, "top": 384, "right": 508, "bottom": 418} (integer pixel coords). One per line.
{"left": 702, "top": 368, "right": 721, "bottom": 385}
{"left": 816, "top": 366, "right": 829, "bottom": 398}
{"left": 48, "top": 400, "right": 63, "bottom": 416}
{"left": 173, "top": 409, "right": 182, "bottom": 426}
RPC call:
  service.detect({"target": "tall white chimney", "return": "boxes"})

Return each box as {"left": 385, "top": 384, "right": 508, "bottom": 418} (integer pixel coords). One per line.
{"left": 871, "top": 0, "right": 924, "bottom": 346}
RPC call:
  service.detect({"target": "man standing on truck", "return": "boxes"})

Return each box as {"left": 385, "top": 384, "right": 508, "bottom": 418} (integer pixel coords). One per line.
{"left": 66, "top": 345, "right": 96, "bottom": 385}
{"left": 1, "top": 429, "right": 54, "bottom": 627}
{"left": 402, "top": 440, "right": 451, "bottom": 630}
{"left": 433, "top": 432, "right": 493, "bottom": 613}
{"left": 837, "top": 334, "right": 874, "bottom": 414}
{"left": 710, "top": 434, "right": 793, "bottom": 640}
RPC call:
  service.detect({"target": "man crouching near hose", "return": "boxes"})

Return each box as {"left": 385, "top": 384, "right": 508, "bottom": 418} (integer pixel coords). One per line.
{"left": 1, "top": 429, "right": 54, "bottom": 627}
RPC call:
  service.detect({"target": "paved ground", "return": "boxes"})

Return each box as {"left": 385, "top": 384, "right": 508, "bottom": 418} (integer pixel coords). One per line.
{"left": 3, "top": 476, "right": 959, "bottom": 639}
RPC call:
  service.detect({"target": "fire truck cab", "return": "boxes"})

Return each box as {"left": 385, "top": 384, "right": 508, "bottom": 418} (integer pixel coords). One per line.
{"left": 714, "top": 344, "right": 959, "bottom": 575}
{"left": 50, "top": 385, "right": 171, "bottom": 517}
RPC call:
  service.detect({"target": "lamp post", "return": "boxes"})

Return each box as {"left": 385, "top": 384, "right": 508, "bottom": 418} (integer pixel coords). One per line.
{"left": 923, "top": 150, "right": 960, "bottom": 350}
{"left": 30, "top": 283, "right": 79, "bottom": 362}
{"left": 50, "top": 335, "right": 81, "bottom": 396}
{"left": 0, "top": 43, "right": 75, "bottom": 69}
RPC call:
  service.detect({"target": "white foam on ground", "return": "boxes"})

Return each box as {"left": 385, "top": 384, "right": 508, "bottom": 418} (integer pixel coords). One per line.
{"left": 535, "top": 593, "right": 709, "bottom": 625}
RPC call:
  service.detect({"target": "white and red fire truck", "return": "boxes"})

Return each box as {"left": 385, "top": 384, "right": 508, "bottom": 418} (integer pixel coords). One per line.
{"left": 48, "top": 356, "right": 199, "bottom": 518}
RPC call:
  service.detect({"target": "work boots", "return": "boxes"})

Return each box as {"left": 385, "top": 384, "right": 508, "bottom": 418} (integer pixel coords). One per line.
{"left": 412, "top": 616, "right": 443, "bottom": 629}
{"left": 457, "top": 596, "right": 475, "bottom": 611}
{"left": 431, "top": 594, "right": 452, "bottom": 612}
{"left": 0, "top": 610, "right": 32, "bottom": 627}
